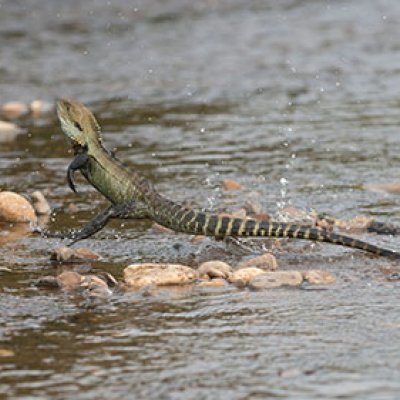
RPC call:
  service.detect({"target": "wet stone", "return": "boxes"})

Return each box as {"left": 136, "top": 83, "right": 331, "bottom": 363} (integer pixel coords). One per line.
{"left": 151, "top": 222, "right": 175, "bottom": 234}
{"left": 30, "top": 100, "right": 54, "bottom": 118}
{"left": 249, "top": 271, "right": 304, "bottom": 290}
{"left": 31, "top": 191, "right": 51, "bottom": 215}
{"left": 222, "top": 180, "right": 243, "bottom": 191}
{"left": 1, "top": 101, "right": 29, "bottom": 118}
{"left": 123, "top": 263, "right": 198, "bottom": 288}
{"left": 363, "top": 182, "right": 400, "bottom": 194}
{"left": 57, "top": 271, "right": 84, "bottom": 289}
{"left": 0, "top": 191, "right": 36, "bottom": 223}
{"left": 50, "top": 246, "right": 101, "bottom": 263}
{"left": 302, "top": 270, "right": 336, "bottom": 285}
{"left": 333, "top": 216, "right": 373, "bottom": 233}
{"left": 191, "top": 235, "right": 206, "bottom": 244}
{"left": 197, "top": 260, "right": 233, "bottom": 279}
{"left": 229, "top": 267, "right": 265, "bottom": 286}
{"left": 0, "top": 120, "right": 23, "bottom": 135}
{"left": 236, "top": 253, "right": 278, "bottom": 272}
{"left": 0, "top": 349, "right": 15, "bottom": 358}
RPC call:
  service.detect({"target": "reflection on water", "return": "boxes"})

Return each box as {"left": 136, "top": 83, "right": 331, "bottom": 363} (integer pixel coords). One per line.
{"left": 1, "top": 1, "right": 400, "bottom": 398}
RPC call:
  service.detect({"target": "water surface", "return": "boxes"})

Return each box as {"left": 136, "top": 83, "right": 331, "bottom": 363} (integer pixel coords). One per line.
{"left": 1, "top": 1, "right": 400, "bottom": 399}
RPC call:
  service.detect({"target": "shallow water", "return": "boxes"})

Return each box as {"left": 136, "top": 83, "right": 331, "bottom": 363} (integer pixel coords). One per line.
{"left": 1, "top": 1, "right": 400, "bottom": 398}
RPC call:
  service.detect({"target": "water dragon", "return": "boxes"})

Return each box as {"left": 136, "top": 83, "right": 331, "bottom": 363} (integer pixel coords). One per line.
{"left": 42, "top": 98, "right": 400, "bottom": 259}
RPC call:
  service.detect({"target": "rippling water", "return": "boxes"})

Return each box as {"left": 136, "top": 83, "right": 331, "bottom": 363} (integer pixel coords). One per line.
{"left": 1, "top": 1, "right": 400, "bottom": 398}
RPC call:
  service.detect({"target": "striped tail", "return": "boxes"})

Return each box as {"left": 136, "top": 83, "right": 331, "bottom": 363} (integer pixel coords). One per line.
{"left": 164, "top": 208, "right": 400, "bottom": 259}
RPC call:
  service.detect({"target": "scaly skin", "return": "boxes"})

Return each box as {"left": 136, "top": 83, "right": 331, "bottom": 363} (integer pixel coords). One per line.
{"left": 45, "top": 97, "right": 400, "bottom": 259}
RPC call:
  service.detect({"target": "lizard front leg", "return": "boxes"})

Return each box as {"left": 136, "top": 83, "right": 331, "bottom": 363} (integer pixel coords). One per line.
{"left": 38, "top": 201, "right": 149, "bottom": 244}
{"left": 67, "top": 153, "right": 89, "bottom": 193}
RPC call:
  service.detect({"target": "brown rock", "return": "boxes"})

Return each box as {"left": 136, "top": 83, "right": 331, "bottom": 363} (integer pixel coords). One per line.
{"left": 222, "top": 180, "right": 243, "bottom": 191}
{"left": 57, "top": 271, "right": 84, "bottom": 289}
{"left": 2, "top": 101, "right": 29, "bottom": 118}
{"left": 151, "top": 222, "right": 175, "bottom": 234}
{"left": 302, "top": 270, "right": 336, "bottom": 285}
{"left": 334, "top": 215, "right": 373, "bottom": 233}
{"left": 244, "top": 200, "right": 264, "bottom": 216}
{"left": 30, "top": 191, "right": 51, "bottom": 215}
{"left": 81, "top": 275, "right": 109, "bottom": 289}
{"left": 0, "top": 191, "right": 36, "bottom": 223}
{"left": 0, "top": 349, "right": 15, "bottom": 358}
{"left": 229, "top": 267, "right": 265, "bottom": 286}
{"left": 30, "top": 100, "right": 54, "bottom": 118}
{"left": 252, "top": 213, "right": 271, "bottom": 222}
{"left": 249, "top": 271, "right": 303, "bottom": 290}
{"left": 191, "top": 235, "right": 206, "bottom": 244}
{"left": 236, "top": 253, "right": 278, "bottom": 272}
{"left": 196, "top": 278, "right": 226, "bottom": 288}
{"left": 198, "top": 260, "right": 233, "bottom": 279}
{"left": 81, "top": 275, "right": 113, "bottom": 297}
{"left": 123, "top": 263, "right": 198, "bottom": 288}
{"left": 363, "top": 182, "right": 400, "bottom": 194}
{"left": 50, "top": 246, "right": 101, "bottom": 263}
{"left": 0, "top": 120, "right": 23, "bottom": 136}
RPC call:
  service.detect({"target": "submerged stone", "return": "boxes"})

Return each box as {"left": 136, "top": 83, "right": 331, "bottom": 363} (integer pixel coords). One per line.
{"left": 302, "top": 270, "right": 336, "bottom": 285}
{"left": 50, "top": 246, "right": 101, "bottom": 263}
{"left": 249, "top": 271, "right": 303, "bottom": 290}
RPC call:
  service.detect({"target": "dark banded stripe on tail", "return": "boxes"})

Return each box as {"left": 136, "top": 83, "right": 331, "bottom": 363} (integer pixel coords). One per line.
{"left": 168, "top": 208, "right": 400, "bottom": 259}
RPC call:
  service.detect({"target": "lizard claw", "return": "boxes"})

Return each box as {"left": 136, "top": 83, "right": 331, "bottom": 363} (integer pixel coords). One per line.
{"left": 67, "top": 164, "right": 78, "bottom": 193}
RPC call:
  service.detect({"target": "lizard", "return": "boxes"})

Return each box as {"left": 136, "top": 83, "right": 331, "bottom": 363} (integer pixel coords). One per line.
{"left": 41, "top": 97, "right": 400, "bottom": 259}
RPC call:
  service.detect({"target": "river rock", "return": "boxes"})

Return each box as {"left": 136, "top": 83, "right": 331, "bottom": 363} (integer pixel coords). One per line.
{"left": 249, "top": 271, "right": 303, "bottom": 290}
{"left": 30, "top": 100, "right": 54, "bottom": 118}
{"left": 0, "top": 191, "right": 36, "bottom": 223}
{"left": 81, "top": 274, "right": 113, "bottom": 297}
{"left": 363, "top": 182, "right": 400, "bottom": 194}
{"left": 30, "top": 191, "right": 51, "bottom": 215}
{"left": 123, "top": 263, "right": 198, "bottom": 288}
{"left": 222, "top": 180, "right": 243, "bottom": 190}
{"left": 151, "top": 222, "right": 175, "bottom": 234}
{"left": 50, "top": 246, "right": 101, "bottom": 263}
{"left": 236, "top": 253, "right": 277, "bottom": 271}
{"left": 197, "top": 260, "right": 233, "bottom": 279}
{"left": 57, "top": 271, "right": 84, "bottom": 289}
{"left": 302, "top": 270, "right": 336, "bottom": 285}
{"left": 229, "top": 267, "right": 265, "bottom": 286}
{"left": 0, "top": 349, "right": 15, "bottom": 358}
{"left": 334, "top": 216, "right": 373, "bottom": 233}
{"left": 191, "top": 235, "right": 206, "bottom": 244}
{"left": 1, "top": 101, "right": 29, "bottom": 118}
{"left": 0, "top": 120, "right": 23, "bottom": 136}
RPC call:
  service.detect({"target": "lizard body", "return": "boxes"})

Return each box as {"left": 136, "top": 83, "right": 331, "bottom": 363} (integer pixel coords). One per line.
{"left": 46, "top": 98, "right": 400, "bottom": 259}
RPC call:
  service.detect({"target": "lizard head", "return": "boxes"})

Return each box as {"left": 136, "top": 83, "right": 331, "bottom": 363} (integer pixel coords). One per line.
{"left": 56, "top": 98, "right": 102, "bottom": 149}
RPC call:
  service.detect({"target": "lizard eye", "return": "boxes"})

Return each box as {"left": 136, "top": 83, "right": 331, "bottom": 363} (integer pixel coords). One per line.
{"left": 74, "top": 122, "right": 83, "bottom": 131}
